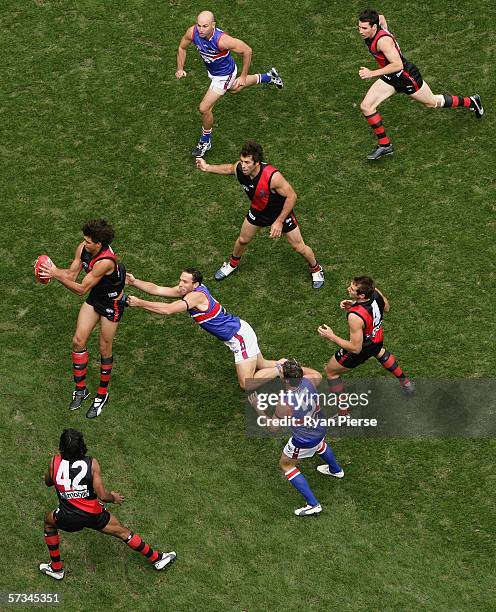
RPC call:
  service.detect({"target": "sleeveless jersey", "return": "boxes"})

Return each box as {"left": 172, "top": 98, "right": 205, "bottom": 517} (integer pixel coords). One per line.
{"left": 81, "top": 246, "right": 126, "bottom": 302}
{"left": 187, "top": 284, "right": 241, "bottom": 341}
{"left": 282, "top": 378, "right": 326, "bottom": 448}
{"left": 365, "top": 27, "right": 410, "bottom": 73}
{"left": 347, "top": 290, "right": 385, "bottom": 346}
{"left": 236, "top": 162, "right": 285, "bottom": 214}
{"left": 52, "top": 454, "right": 104, "bottom": 516}
{"left": 193, "top": 26, "right": 235, "bottom": 76}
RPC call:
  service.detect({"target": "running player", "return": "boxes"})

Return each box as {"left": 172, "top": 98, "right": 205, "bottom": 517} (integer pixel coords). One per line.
{"left": 196, "top": 140, "right": 325, "bottom": 289}
{"left": 126, "top": 267, "right": 284, "bottom": 389}
{"left": 358, "top": 9, "right": 484, "bottom": 160}
{"left": 40, "top": 428, "right": 176, "bottom": 580}
{"left": 250, "top": 359, "right": 344, "bottom": 516}
{"left": 318, "top": 276, "right": 414, "bottom": 399}
{"left": 38, "top": 219, "right": 126, "bottom": 418}
{"left": 176, "top": 10, "right": 283, "bottom": 157}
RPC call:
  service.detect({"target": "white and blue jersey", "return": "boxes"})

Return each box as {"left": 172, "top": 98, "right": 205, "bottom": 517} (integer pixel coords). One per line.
{"left": 187, "top": 284, "right": 241, "bottom": 341}
{"left": 193, "top": 26, "right": 235, "bottom": 76}
{"left": 282, "top": 379, "right": 326, "bottom": 448}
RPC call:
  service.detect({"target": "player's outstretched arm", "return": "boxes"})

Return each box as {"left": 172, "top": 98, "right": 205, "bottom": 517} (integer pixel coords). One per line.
{"left": 39, "top": 258, "right": 113, "bottom": 296}
{"left": 195, "top": 157, "right": 236, "bottom": 174}
{"left": 176, "top": 26, "right": 193, "bottom": 78}
{"left": 92, "top": 459, "right": 124, "bottom": 504}
{"left": 126, "top": 273, "right": 182, "bottom": 298}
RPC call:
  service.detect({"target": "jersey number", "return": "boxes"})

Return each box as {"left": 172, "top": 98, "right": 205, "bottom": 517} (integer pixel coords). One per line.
{"left": 55, "top": 460, "right": 88, "bottom": 491}
{"left": 371, "top": 300, "right": 382, "bottom": 326}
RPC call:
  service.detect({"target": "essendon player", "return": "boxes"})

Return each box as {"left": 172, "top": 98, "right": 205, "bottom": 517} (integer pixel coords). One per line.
{"left": 40, "top": 429, "right": 176, "bottom": 580}
{"left": 126, "top": 267, "right": 285, "bottom": 389}
{"left": 38, "top": 219, "right": 126, "bottom": 418}
{"left": 318, "top": 276, "right": 414, "bottom": 403}
{"left": 358, "top": 9, "right": 484, "bottom": 160}
{"left": 196, "top": 141, "right": 324, "bottom": 289}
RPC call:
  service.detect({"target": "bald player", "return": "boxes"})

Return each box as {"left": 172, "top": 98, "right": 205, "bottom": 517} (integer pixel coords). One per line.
{"left": 176, "top": 10, "right": 284, "bottom": 157}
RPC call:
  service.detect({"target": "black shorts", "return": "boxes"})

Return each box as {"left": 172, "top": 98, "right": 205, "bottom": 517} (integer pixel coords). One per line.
{"left": 381, "top": 62, "right": 423, "bottom": 95}
{"left": 53, "top": 506, "right": 111, "bottom": 533}
{"left": 334, "top": 342, "right": 383, "bottom": 369}
{"left": 86, "top": 293, "right": 126, "bottom": 322}
{"left": 246, "top": 208, "right": 298, "bottom": 233}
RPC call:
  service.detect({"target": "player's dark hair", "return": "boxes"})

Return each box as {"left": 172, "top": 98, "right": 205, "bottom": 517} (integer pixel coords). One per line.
{"left": 353, "top": 275, "right": 375, "bottom": 299}
{"left": 59, "top": 429, "right": 87, "bottom": 460}
{"left": 82, "top": 219, "right": 115, "bottom": 247}
{"left": 283, "top": 358, "right": 304, "bottom": 387}
{"left": 183, "top": 267, "right": 203, "bottom": 285}
{"left": 240, "top": 140, "right": 264, "bottom": 164}
{"left": 359, "top": 9, "right": 380, "bottom": 25}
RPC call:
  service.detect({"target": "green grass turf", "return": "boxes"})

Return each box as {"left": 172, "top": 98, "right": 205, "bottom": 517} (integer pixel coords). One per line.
{"left": 0, "top": 0, "right": 495, "bottom": 609}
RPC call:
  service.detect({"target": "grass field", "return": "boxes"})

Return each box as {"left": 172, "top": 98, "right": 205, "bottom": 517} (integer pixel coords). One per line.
{"left": 1, "top": 0, "right": 495, "bottom": 610}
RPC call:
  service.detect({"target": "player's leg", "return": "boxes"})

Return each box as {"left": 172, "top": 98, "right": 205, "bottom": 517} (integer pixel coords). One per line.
{"left": 315, "top": 438, "right": 344, "bottom": 478}
{"left": 375, "top": 346, "right": 415, "bottom": 394}
{"left": 86, "top": 316, "right": 119, "bottom": 419}
{"left": 215, "top": 219, "right": 260, "bottom": 280}
{"left": 411, "top": 80, "right": 483, "bottom": 117}
{"left": 100, "top": 513, "right": 176, "bottom": 570}
{"left": 235, "top": 356, "right": 258, "bottom": 390}
{"left": 324, "top": 355, "right": 352, "bottom": 416}
{"left": 69, "top": 303, "right": 100, "bottom": 410}
{"left": 280, "top": 449, "right": 321, "bottom": 516}
{"left": 360, "top": 79, "right": 396, "bottom": 160}
{"left": 40, "top": 510, "right": 65, "bottom": 579}
{"left": 192, "top": 88, "right": 223, "bottom": 157}
{"left": 230, "top": 67, "right": 284, "bottom": 92}
{"left": 284, "top": 225, "right": 324, "bottom": 289}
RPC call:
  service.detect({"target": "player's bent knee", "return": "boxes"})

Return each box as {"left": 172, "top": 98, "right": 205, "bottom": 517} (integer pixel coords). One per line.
{"left": 360, "top": 101, "right": 374, "bottom": 115}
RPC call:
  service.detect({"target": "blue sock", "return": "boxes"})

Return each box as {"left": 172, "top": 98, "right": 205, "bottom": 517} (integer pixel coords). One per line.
{"left": 286, "top": 468, "right": 319, "bottom": 506}
{"left": 200, "top": 129, "right": 212, "bottom": 143}
{"left": 318, "top": 443, "right": 342, "bottom": 474}
{"left": 259, "top": 72, "right": 271, "bottom": 84}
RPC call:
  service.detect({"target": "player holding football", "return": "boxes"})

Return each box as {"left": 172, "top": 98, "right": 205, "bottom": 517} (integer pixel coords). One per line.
{"left": 176, "top": 10, "right": 283, "bottom": 157}
{"left": 126, "top": 268, "right": 284, "bottom": 390}
{"left": 196, "top": 140, "right": 325, "bottom": 289}
{"left": 38, "top": 219, "right": 126, "bottom": 418}
{"left": 318, "top": 276, "right": 414, "bottom": 400}
{"left": 40, "top": 428, "right": 176, "bottom": 580}
{"left": 358, "top": 9, "right": 484, "bottom": 160}
{"left": 250, "top": 359, "right": 344, "bottom": 516}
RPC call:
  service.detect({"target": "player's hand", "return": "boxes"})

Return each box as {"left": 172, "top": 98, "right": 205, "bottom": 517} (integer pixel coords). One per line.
{"left": 318, "top": 324, "right": 335, "bottom": 341}
{"left": 195, "top": 157, "right": 208, "bottom": 172}
{"left": 175, "top": 69, "right": 187, "bottom": 79}
{"left": 340, "top": 299, "right": 355, "bottom": 310}
{"left": 275, "top": 357, "right": 288, "bottom": 366}
{"left": 126, "top": 295, "right": 140, "bottom": 307}
{"left": 38, "top": 260, "right": 56, "bottom": 279}
{"left": 232, "top": 76, "right": 246, "bottom": 90}
{"left": 125, "top": 272, "right": 136, "bottom": 286}
{"left": 270, "top": 220, "right": 283, "bottom": 239}
{"left": 111, "top": 491, "right": 124, "bottom": 504}
{"left": 359, "top": 67, "right": 374, "bottom": 79}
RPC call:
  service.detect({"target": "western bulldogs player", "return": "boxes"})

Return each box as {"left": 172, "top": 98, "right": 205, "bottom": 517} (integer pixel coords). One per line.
{"left": 358, "top": 9, "right": 483, "bottom": 160}
{"left": 318, "top": 276, "right": 414, "bottom": 402}
{"left": 38, "top": 220, "right": 126, "bottom": 418}
{"left": 40, "top": 429, "right": 176, "bottom": 580}
{"left": 176, "top": 10, "right": 283, "bottom": 157}
{"left": 126, "top": 268, "right": 284, "bottom": 389}
{"left": 250, "top": 359, "right": 344, "bottom": 516}
{"left": 196, "top": 141, "right": 325, "bottom": 289}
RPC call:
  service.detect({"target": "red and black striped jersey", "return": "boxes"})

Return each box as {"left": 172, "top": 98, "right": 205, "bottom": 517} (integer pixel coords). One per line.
{"left": 52, "top": 455, "right": 105, "bottom": 516}
{"left": 236, "top": 162, "right": 286, "bottom": 213}
{"left": 365, "top": 27, "right": 407, "bottom": 70}
{"left": 81, "top": 246, "right": 125, "bottom": 301}
{"left": 347, "top": 290, "right": 385, "bottom": 345}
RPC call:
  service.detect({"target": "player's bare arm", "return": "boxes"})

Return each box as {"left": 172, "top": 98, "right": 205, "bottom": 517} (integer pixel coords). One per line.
{"left": 269, "top": 171, "right": 297, "bottom": 238}
{"left": 359, "top": 37, "right": 402, "bottom": 79}
{"left": 127, "top": 288, "right": 205, "bottom": 315}
{"left": 195, "top": 158, "right": 236, "bottom": 174}
{"left": 378, "top": 14, "right": 388, "bottom": 29}
{"left": 219, "top": 35, "right": 252, "bottom": 88}
{"left": 302, "top": 367, "right": 323, "bottom": 386}
{"left": 126, "top": 273, "right": 182, "bottom": 298}
{"left": 44, "top": 460, "right": 54, "bottom": 487}
{"left": 375, "top": 287, "right": 390, "bottom": 312}
{"left": 91, "top": 459, "right": 124, "bottom": 504}
{"left": 176, "top": 26, "right": 194, "bottom": 78}
{"left": 40, "top": 258, "right": 114, "bottom": 296}
{"left": 318, "top": 314, "right": 364, "bottom": 354}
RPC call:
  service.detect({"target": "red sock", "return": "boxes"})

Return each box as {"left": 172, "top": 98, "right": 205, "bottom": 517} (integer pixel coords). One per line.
{"left": 97, "top": 355, "right": 113, "bottom": 397}
{"left": 125, "top": 532, "right": 160, "bottom": 563}
{"left": 442, "top": 94, "right": 472, "bottom": 108}
{"left": 366, "top": 112, "right": 391, "bottom": 146}
{"left": 44, "top": 530, "right": 63, "bottom": 571}
{"left": 377, "top": 351, "right": 408, "bottom": 382}
{"left": 229, "top": 254, "right": 241, "bottom": 268}
{"left": 72, "top": 349, "right": 88, "bottom": 390}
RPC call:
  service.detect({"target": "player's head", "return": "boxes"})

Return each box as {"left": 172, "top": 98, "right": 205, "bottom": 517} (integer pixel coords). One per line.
{"left": 349, "top": 275, "right": 375, "bottom": 299}
{"left": 59, "top": 428, "right": 87, "bottom": 460}
{"left": 196, "top": 10, "right": 216, "bottom": 38}
{"left": 282, "top": 358, "right": 304, "bottom": 388}
{"left": 82, "top": 219, "right": 115, "bottom": 251}
{"left": 179, "top": 267, "right": 203, "bottom": 295}
{"left": 239, "top": 141, "right": 264, "bottom": 175}
{"left": 358, "top": 9, "right": 380, "bottom": 38}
